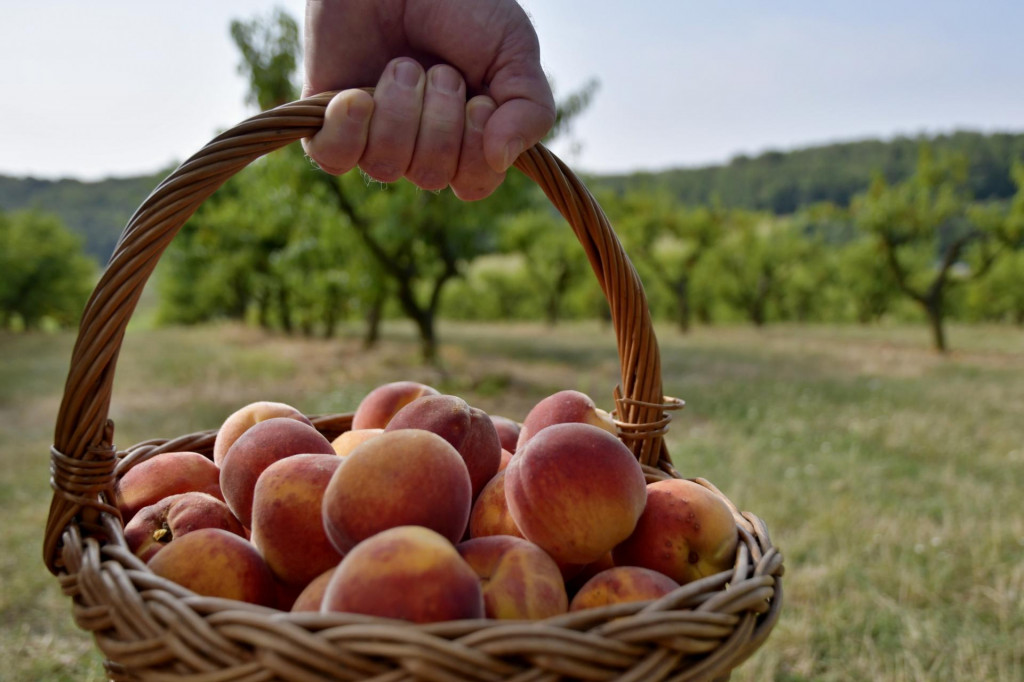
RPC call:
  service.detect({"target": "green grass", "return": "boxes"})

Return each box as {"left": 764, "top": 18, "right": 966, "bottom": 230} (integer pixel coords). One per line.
{"left": 1, "top": 320, "right": 1022, "bottom": 681}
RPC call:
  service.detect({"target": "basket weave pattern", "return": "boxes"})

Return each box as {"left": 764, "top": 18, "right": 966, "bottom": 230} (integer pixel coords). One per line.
{"left": 45, "top": 92, "right": 783, "bottom": 681}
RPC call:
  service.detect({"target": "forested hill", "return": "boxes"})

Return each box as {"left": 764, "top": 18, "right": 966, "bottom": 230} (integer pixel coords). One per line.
{"left": 2, "top": 130, "right": 1023, "bottom": 263}
{"left": 591, "top": 130, "right": 1024, "bottom": 214}
{"left": 0, "top": 172, "right": 163, "bottom": 263}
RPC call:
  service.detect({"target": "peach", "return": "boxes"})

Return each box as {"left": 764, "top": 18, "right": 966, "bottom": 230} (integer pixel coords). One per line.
{"left": 566, "top": 551, "right": 616, "bottom": 596}
{"left": 291, "top": 568, "right": 336, "bottom": 612}
{"left": 123, "top": 492, "right": 245, "bottom": 563}
{"left": 330, "top": 428, "right": 384, "bottom": 456}
{"left": 490, "top": 415, "right": 522, "bottom": 454}
{"left": 385, "top": 394, "right": 501, "bottom": 498}
{"left": 498, "top": 449, "right": 513, "bottom": 472}
{"left": 469, "top": 470, "right": 524, "bottom": 540}
{"left": 321, "top": 526, "right": 483, "bottom": 623}
{"left": 115, "top": 451, "right": 221, "bottom": 523}
{"left": 250, "top": 454, "right": 345, "bottom": 587}
{"left": 516, "top": 389, "right": 618, "bottom": 450}
{"left": 219, "top": 417, "right": 335, "bottom": 527}
{"left": 505, "top": 422, "right": 647, "bottom": 565}
{"left": 350, "top": 381, "right": 440, "bottom": 430}
{"left": 613, "top": 478, "right": 739, "bottom": 585}
{"left": 147, "top": 528, "right": 277, "bottom": 607}
{"left": 457, "top": 535, "right": 568, "bottom": 620}
{"left": 212, "top": 401, "right": 311, "bottom": 466}
{"left": 569, "top": 566, "right": 680, "bottom": 612}
{"left": 321, "top": 429, "right": 472, "bottom": 553}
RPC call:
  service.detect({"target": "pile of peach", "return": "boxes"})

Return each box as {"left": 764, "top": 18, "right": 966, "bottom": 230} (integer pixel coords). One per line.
{"left": 115, "top": 382, "right": 740, "bottom": 622}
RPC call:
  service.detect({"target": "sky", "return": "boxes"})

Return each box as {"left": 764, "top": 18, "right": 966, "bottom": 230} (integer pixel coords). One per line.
{"left": 2, "top": 0, "right": 1023, "bottom": 181}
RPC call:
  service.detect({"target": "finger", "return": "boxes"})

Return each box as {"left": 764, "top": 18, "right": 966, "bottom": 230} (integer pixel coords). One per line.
{"left": 405, "top": 65, "right": 466, "bottom": 191}
{"left": 483, "top": 96, "right": 557, "bottom": 174}
{"left": 361, "top": 58, "right": 426, "bottom": 183}
{"left": 482, "top": 41, "right": 556, "bottom": 172}
{"left": 302, "top": 89, "right": 374, "bottom": 175}
{"left": 451, "top": 96, "right": 505, "bottom": 201}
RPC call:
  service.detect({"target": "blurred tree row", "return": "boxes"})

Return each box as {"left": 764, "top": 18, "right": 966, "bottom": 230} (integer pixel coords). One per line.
{"left": 149, "top": 8, "right": 1024, "bottom": 357}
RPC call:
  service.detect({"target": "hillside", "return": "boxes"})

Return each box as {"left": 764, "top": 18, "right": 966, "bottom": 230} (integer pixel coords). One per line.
{"left": 2, "top": 130, "right": 1023, "bottom": 263}
{"left": 592, "top": 130, "right": 1024, "bottom": 214}
{"left": 0, "top": 172, "right": 163, "bottom": 263}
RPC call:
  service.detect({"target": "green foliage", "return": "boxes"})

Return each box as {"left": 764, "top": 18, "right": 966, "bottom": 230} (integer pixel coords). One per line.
{"left": 597, "top": 131, "right": 1024, "bottom": 214}
{"left": 497, "top": 207, "right": 592, "bottom": 325}
{"left": 693, "top": 212, "right": 815, "bottom": 326}
{"left": 849, "top": 146, "right": 1003, "bottom": 350}
{"left": 230, "top": 7, "right": 300, "bottom": 110}
{"left": 0, "top": 172, "right": 162, "bottom": 262}
{"left": 0, "top": 210, "right": 96, "bottom": 330}
{"left": 605, "top": 191, "right": 725, "bottom": 331}
{"left": 157, "top": 147, "right": 365, "bottom": 336}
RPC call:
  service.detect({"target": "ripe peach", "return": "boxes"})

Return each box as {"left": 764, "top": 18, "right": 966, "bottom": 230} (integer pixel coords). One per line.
{"left": 505, "top": 422, "right": 647, "bottom": 565}
{"left": 212, "top": 401, "right": 312, "bottom": 466}
{"left": 321, "top": 429, "right": 472, "bottom": 553}
{"left": 613, "top": 478, "right": 739, "bottom": 585}
{"left": 321, "top": 526, "right": 483, "bottom": 623}
{"left": 330, "top": 428, "right": 383, "bottom": 456}
{"left": 147, "top": 528, "right": 277, "bottom": 607}
{"left": 468, "top": 470, "right": 524, "bottom": 540}
{"left": 385, "top": 394, "right": 501, "bottom": 498}
{"left": 569, "top": 566, "right": 680, "bottom": 611}
{"left": 290, "top": 567, "right": 336, "bottom": 612}
{"left": 490, "top": 415, "right": 522, "bottom": 454}
{"left": 115, "top": 451, "right": 221, "bottom": 523}
{"left": 250, "top": 454, "right": 345, "bottom": 587}
{"left": 516, "top": 389, "right": 618, "bottom": 450}
{"left": 498, "top": 449, "right": 513, "bottom": 472}
{"left": 565, "top": 551, "right": 616, "bottom": 596}
{"left": 350, "top": 381, "right": 440, "bottom": 430}
{"left": 457, "top": 535, "right": 568, "bottom": 620}
{"left": 123, "top": 492, "right": 245, "bottom": 563}
{"left": 219, "top": 417, "right": 335, "bottom": 527}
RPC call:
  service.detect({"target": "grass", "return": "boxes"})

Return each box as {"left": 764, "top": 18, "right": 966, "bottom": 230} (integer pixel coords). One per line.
{"left": 1, "top": 319, "right": 1022, "bottom": 681}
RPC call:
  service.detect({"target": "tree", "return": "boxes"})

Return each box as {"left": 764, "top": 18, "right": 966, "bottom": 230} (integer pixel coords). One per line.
{"left": 964, "top": 161, "right": 1024, "bottom": 324}
{"left": 499, "top": 207, "right": 591, "bottom": 326}
{"left": 0, "top": 210, "right": 96, "bottom": 330}
{"left": 851, "top": 147, "right": 1002, "bottom": 352}
{"left": 609, "top": 191, "right": 722, "bottom": 332}
{"left": 230, "top": 8, "right": 300, "bottom": 110}
{"left": 695, "top": 212, "right": 808, "bottom": 326}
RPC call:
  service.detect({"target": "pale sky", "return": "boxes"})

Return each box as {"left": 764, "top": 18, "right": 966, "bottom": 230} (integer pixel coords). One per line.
{"left": 3, "top": 0, "right": 1022, "bottom": 181}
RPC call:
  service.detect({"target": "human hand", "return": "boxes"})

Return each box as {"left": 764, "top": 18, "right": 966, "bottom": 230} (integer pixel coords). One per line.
{"left": 301, "top": 0, "right": 555, "bottom": 200}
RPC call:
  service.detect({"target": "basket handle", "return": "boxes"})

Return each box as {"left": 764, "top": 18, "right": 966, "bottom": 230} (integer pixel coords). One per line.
{"left": 46, "top": 91, "right": 676, "bottom": 572}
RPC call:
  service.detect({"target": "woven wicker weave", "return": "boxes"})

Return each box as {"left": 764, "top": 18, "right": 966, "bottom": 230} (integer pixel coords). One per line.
{"left": 45, "top": 91, "right": 783, "bottom": 681}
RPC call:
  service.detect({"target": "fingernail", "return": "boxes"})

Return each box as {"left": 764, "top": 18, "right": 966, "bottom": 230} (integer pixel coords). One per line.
{"left": 503, "top": 137, "right": 525, "bottom": 168}
{"left": 345, "top": 93, "right": 372, "bottom": 122}
{"left": 467, "top": 99, "right": 493, "bottom": 131}
{"left": 394, "top": 60, "right": 422, "bottom": 88}
{"left": 430, "top": 66, "right": 462, "bottom": 94}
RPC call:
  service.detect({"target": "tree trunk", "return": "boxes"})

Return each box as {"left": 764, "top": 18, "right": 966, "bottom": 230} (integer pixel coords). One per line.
{"left": 923, "top": 296, "right": 948, "bottom": 353}
{"left": 674, "top": 278, "right": 691, "bottom": 333}
{"left": 363, "top": 292, "right": 384, "bottom": 349}
{"left": 277, "top": 286, "right": 293, "bottom": 335}
{"left": 545, "top": 264, "right": 570, "bottom": 327}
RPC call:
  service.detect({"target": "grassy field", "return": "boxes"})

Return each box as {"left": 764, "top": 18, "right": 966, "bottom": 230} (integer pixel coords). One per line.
{"left": 1, "top": 319, "right": 1021, "bottom": 681}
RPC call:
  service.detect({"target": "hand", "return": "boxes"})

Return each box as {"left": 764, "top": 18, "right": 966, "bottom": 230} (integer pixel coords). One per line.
{"left": 301, "top": 0, "right": 555, "bottom": 200}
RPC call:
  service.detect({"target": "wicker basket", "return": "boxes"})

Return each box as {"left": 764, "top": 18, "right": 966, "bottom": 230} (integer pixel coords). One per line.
{"left": 45, "top": 91, "right": 783, "bottom": 682}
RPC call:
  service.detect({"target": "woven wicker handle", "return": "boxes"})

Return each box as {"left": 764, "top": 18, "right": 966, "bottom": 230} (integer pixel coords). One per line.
{"left": 46, "top": 91, "right": 672, "bottom": 570}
